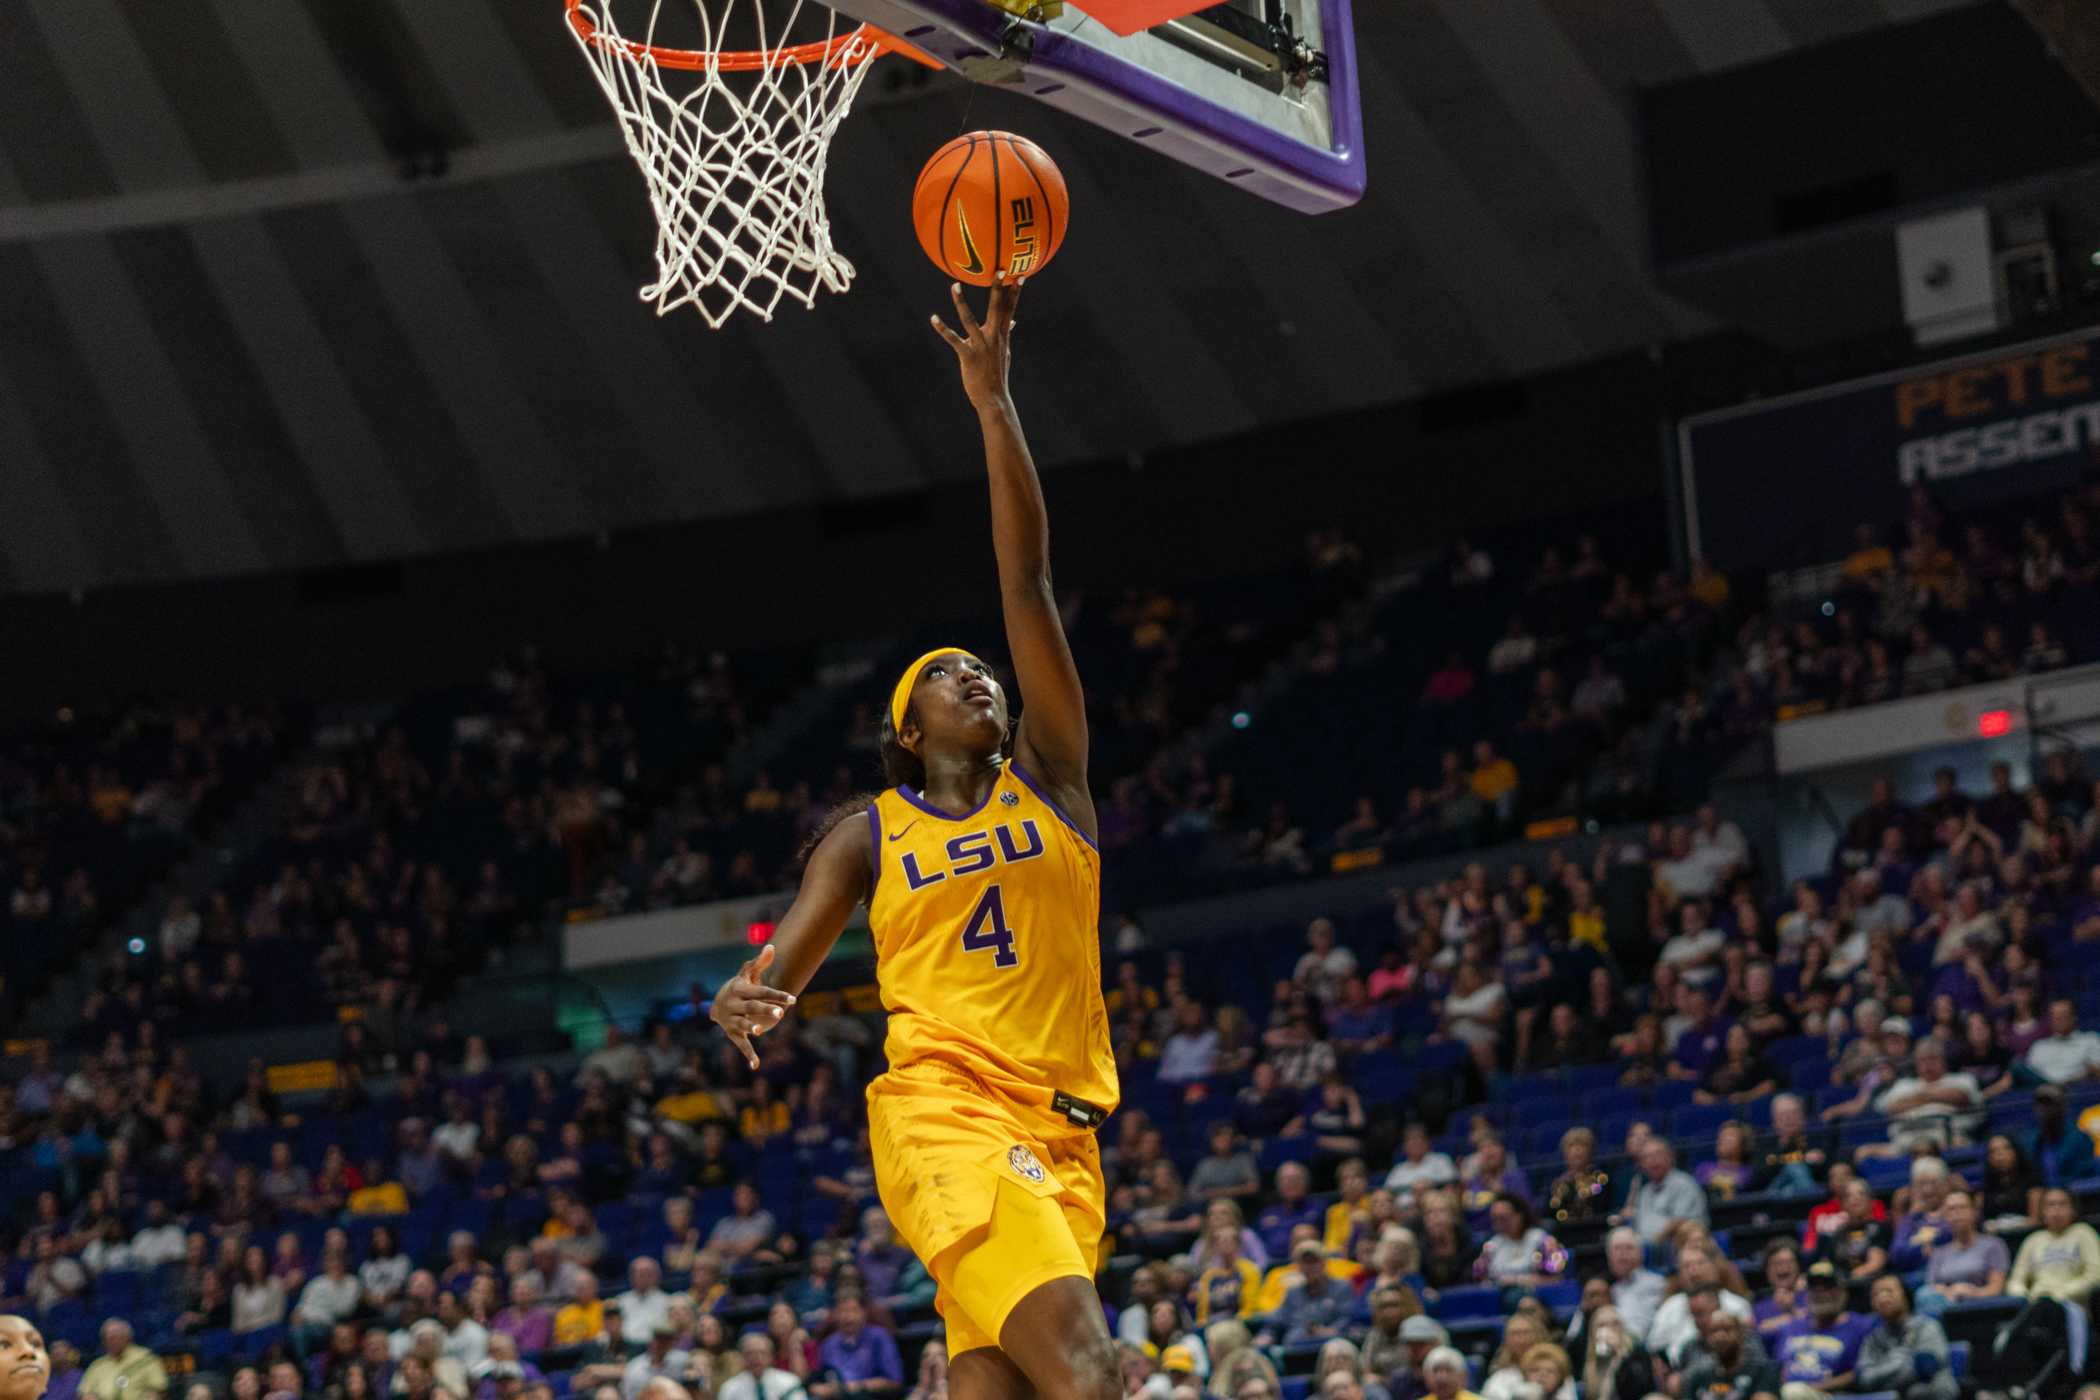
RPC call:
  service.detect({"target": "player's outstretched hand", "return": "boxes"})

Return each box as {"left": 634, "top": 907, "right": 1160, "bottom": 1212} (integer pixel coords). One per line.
{"left": 931, "top": 270, "right": 1021, "bottom": 411}
{"left": 711, "top": 943, "right": 796, "bottom": 1069}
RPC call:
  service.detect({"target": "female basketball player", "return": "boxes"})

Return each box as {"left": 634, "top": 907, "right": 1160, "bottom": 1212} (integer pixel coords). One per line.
{"left": 711, "top": 271, "right": 1120, "bottom": 1400}
{"left": 0, "top": 1317, "right": 51, "bottom": 1400}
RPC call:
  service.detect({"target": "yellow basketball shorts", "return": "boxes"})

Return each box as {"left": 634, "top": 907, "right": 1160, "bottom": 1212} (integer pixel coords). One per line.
{"left": 867, "top": 1062, "right": 1106, "bottom": 1357}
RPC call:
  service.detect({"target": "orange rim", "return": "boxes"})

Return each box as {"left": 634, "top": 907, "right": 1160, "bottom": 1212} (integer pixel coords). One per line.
{"left": 566, "top": 0, "right": 929, "bottom": 70}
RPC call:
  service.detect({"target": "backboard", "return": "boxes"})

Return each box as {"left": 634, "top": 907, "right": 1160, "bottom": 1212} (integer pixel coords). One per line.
{"left": 828, "top": 0, "right": 1364, "bottom": 213}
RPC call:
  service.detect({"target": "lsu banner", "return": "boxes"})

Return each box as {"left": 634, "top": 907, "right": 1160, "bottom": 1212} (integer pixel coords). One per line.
{"left": 1680, "top": 326, "right": 2100, "bottom": 572}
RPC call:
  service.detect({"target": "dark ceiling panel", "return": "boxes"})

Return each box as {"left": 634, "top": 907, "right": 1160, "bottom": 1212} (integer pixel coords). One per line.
{"left": 0, "top": 0, "right": 2004, "bottom": 593}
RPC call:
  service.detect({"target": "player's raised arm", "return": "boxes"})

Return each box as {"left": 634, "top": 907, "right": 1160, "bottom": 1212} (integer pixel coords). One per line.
{"left": 709, "top": 813, "right": 871, "bottom": 1067}
{"left": 930, "top": 274, "right": 1091, "bottom": 808}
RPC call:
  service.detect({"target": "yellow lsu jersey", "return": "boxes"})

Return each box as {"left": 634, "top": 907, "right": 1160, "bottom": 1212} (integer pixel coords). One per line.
{"left": 865, "top": 759, "right": 1118, "bottom": 1126}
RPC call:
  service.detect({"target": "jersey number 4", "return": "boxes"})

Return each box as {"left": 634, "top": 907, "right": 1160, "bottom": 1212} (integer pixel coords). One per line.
{"left": 959, "top": 884, "right": 1020, "bottom": 968}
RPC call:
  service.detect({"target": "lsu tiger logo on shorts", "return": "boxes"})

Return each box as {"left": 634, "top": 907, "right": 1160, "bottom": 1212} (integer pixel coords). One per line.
{"left": 999, "top": 790, "right": 1020, "bottom": 806}
{"left": 1008, "top": 1144, "right": 1047, "bottom": 1183}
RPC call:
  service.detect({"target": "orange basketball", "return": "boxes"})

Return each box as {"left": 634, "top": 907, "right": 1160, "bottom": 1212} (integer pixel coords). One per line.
{"left": 912, "top": 131, "right": 1069, "bottom": 287}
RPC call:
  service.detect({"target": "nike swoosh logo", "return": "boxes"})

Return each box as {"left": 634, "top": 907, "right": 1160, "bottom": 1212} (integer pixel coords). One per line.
{"left": 888, "top": 820, "right": 918, "bottom": 841}
{"left": 956, "top": 207, "right": 985, "bottom": 276}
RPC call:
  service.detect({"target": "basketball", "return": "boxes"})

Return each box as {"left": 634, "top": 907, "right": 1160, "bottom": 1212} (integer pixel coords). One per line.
{"left": 912, "top": 131, "right": 1070, "bottom": 287}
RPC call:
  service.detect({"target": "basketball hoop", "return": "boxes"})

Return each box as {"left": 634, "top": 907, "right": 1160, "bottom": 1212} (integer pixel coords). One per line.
{"left": 566, "top": 0, "right": 927, "bottom": 327}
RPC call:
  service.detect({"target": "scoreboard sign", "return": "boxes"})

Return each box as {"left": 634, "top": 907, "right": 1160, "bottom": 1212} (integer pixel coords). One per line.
{"left": 1679, "top": 326, "right": 2100, "bottom": 572}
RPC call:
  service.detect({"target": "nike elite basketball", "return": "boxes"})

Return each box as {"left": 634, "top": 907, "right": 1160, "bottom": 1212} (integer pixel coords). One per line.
{"left": 912, "top": 132, "right": 1070, "bottom": 287}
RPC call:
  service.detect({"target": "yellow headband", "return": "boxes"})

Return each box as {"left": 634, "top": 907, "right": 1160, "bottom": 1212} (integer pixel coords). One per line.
{"left": 890, "top": 646, "right": 982, "bottom": 734}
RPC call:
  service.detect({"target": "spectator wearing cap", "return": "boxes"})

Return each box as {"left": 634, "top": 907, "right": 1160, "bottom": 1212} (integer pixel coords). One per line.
{"left": 1380, "top": 1316, "right": 1448, "bottom": 1400}
{"left": 1772, "top": 1263, "right": 1875, "bottom": 1400}
{"left": 1616, "top": 1140, "right": 1706, "bottom": 1245}
{"left": 1255, "top": 1165, "right": 1322, "bottom": 1260}
{"left": 1361, "top": 1295, "right": 1433, "bottom": 1384}
{"left": 2020, "top": 1083, "right": 2100, "bottom": 1187}
{"left": 1157, "top": 1343, "right": 1200, "bottom": 1393}
{"left": 1821, "top": 1018, "right": 1914, "bottom": 1122}
{"left": 1267, "top": 1240, "right": 1352, "bottom": 1345}
{"left": 1856, "top": 1275, "right": 1955, "bottom": 1400}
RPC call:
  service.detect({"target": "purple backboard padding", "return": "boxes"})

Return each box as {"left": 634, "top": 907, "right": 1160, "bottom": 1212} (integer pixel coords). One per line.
{"left": 833, "top": 0, "right": 1364, "bottom": 212}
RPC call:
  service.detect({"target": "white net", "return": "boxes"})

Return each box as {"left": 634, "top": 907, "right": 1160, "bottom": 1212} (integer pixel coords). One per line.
{"left": 566, "top": 0, "right": 883, "bottom": 327}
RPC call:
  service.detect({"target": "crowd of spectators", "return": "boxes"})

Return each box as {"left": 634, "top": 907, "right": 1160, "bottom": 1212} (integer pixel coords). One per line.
{"left": 21, "top": 478, "right": 2100, "bottom": 1400}
{"left": 1732, "top": 483, "right": 2100, "bottom": 721}
{"left": 0, "top": 703, "right": 287, "bottom": 1019}
{"left": 1154, "top": 480, "right": 2100, "bottom": 916}
{"left": 16, "top": 718, "right": 2100, "bottom": 1400}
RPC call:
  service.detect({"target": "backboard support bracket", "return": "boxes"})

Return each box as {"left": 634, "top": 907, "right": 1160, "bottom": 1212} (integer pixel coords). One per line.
{"left": 832, "top": 0, "right": 1363, "bottom": 213}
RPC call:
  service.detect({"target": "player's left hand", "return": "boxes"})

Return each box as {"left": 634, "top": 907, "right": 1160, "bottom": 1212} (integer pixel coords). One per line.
{"left": 931, "top": 271, "right": 1021, "bottom": 410}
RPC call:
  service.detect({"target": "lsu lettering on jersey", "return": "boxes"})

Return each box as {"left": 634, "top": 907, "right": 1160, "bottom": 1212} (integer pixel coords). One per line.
{"left": 865, "top": 759, "right": 1118, "bottom": 1125}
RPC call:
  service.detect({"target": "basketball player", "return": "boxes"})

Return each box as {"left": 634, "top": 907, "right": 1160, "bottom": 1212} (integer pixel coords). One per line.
{"left": 0, "top": 1316, "right": 51, "bottom": 1400}
{"left": 710, "top": 271, "right": 1119, "bottom": 1400}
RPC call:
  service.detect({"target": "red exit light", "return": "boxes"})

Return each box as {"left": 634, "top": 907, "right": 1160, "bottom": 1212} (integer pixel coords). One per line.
{"left": 1977, "top": 709, "right": 2012, "bottom": 738}
{"left": 746, "top": 920, "right": 777, "bottom": 946}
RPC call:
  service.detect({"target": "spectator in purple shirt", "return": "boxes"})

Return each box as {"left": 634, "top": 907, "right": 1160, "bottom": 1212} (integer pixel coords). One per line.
{"left": 1774, "top": 1263, "right": 1877, "bottom": 1390}
{"left": 1928, "top": 945, "right": 1999, "bottom": 1017}
{"left": 1458, "top": 1136, "right": 1530, "bottom": 1218}
{"left": 1666, "top": 987, "right": 1730, "bottom": 1082}
{"left": 492, "top": 1276, "right": 553, "bottom": 1356}
{"left": 853, "top": 1210, "right": 911, "bottom": 1304}
{"left": 1324, "top": 980, "right": 1393, "bottom": 1056}
{"left": 812, "top": 1296, "right": 902, "bottom": 1396}
{"left": 1255, "top": 1163, "right": 1324, "bottom": 1259}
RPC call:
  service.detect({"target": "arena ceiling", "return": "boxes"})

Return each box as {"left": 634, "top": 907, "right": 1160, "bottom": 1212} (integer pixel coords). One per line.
{"left": 0, "top": 0, "right": 1977, "bottom": 593}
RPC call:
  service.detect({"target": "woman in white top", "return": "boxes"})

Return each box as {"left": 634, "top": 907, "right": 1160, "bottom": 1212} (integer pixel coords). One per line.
{"left": 1438, "top": 965, "right": 1505, "bottom": 1073}
{"left": 231, "top": 1246, "right": 288, "bottom": 1335}
{"left": 359, "top": 1226, "right": 413, "bottom": 1311}
{"left": 1473, "top": 1196, "right": 1568, "bottom": 1289}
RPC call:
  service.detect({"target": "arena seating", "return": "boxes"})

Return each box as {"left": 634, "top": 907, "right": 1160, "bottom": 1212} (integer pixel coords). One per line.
{"left": 15, "top": 482, "right": 2100, "bottom": 1400}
